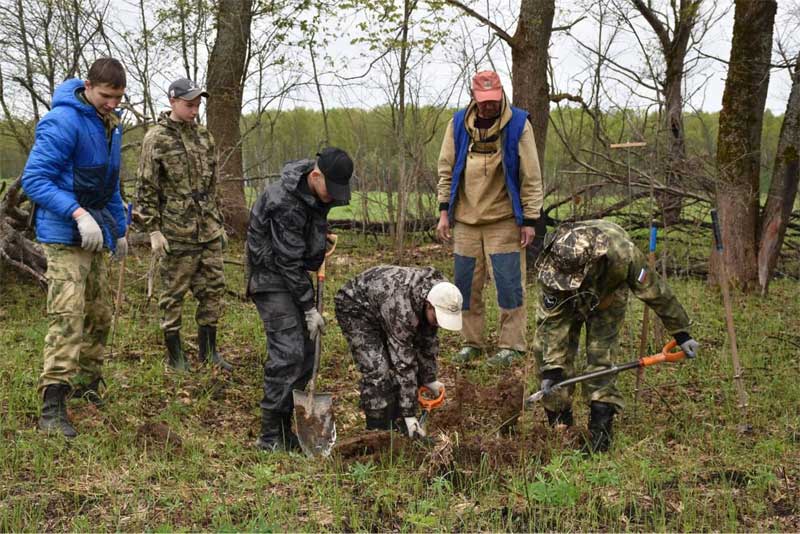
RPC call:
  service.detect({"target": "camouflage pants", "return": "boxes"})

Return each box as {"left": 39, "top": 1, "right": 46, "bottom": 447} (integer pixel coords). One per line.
{"left": 532, "top": 286, "right": 628, "bottom": 411}
{"left": 335, "top": 297, "right": 405, "bottom": 417}
{"left": 453, "top": 218, "right": 527, "bottom": 352}
{"left": 159, "top": 240, "right": 225, "bottom": 333}
{"left": 39, "top": 244, "right": 111, "bottom": 395}
{"left": 252, "top": 291, "right": 314, "bottom": 415}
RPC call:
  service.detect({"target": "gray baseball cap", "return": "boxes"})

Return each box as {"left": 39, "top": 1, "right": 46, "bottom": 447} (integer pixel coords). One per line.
{"left": 168, "top": 78, "right": 209, "bottom": 100}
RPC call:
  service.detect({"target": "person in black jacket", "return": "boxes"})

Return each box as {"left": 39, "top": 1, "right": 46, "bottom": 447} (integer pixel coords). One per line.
{"left": 247, "top": 148, "right": 353, "bottom": 452}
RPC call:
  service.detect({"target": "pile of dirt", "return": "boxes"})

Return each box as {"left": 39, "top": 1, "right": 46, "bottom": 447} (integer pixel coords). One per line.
{"left": 332, "top": 372, "right": 585, "bottom": 470}
{"left": 136, "top": 421, "right": 184, "bottom": 451}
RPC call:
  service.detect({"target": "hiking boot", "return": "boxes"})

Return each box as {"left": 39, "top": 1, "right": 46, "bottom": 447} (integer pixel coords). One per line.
{"left": 256, "top": 410, "right": 300, "bottom": 452}
{"left": 453, "top": 346, "right": 481, "bottom": 363}
{"left": 488, "top": 348, "right": 526, "bottom": 367}
{"left": 545, "top": 407, "right": 574, "bottom": 427}
{"left": 164, "top": 331, "right": 190, "bottom": 372}
{"left": 586, "top": 401, "right": 616, "bottom": 453}
{"left": 72, "top": 377, "right": 106, "bottom": 408}
{"left": 38, "top": 384, "right": 77, "bottom": 438}
{"left": 198, "top": 325, "right": 233, "bottom": 372}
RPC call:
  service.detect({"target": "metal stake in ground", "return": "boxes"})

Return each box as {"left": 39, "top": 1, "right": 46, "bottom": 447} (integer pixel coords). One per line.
{"left": 634, "top": 223, "right": 658, "bottom": 415}
{"left": 710, "top": 209, "right": 750, "bottom": 429}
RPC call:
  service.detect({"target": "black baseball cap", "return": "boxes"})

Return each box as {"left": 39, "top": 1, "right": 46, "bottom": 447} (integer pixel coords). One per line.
{"left": 168, "top": 78, "right": 209, "bottom": 100}
{"left": 316, "top": 147, "right": 354, "bottom": 202}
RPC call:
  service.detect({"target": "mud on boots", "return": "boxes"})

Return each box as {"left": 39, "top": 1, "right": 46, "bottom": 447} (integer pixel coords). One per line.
{"left": 197, "top": 325, "right": 232, "bottom": 371}
{"left": 39, "top": 384, "right": 78, "bottom": 438}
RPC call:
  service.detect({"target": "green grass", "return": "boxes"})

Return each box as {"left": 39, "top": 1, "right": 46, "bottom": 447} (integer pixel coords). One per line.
{"left": 0, "top": 230, "right": 798, "bottom": 531}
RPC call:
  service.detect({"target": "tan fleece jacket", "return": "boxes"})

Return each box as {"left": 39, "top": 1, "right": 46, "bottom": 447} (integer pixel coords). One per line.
{"left": 436, "top": 96, "right": 543, "bottom": 226}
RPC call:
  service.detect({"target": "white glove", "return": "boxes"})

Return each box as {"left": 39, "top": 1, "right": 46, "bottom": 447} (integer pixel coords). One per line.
{"left": 304, "top": 308, "right": 325, "bottom": 341}
{"left": 149, "top": 231, "right": 170, "bottom": 257}
{"left": 114, "top": 237, "right": 128, "bottom": 260}
{"left": 404, "top": 416, "right": 426, "bottom": 439}
{"left": 680, "top": 338, "right": 700, "bottom": 358}
{"left": 75, "top": 212, "right": 103, "bottom": 252}
{"left": 423, "top": 380, "right": 444, "bottom": 397}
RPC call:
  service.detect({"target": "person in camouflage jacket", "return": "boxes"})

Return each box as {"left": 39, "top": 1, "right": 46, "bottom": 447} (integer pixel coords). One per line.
{"left": 137, "top": 78, "right": 230, "bottom": 372}
{"left": 247, "top": 147, "right": 354, "bottom": 452}
{"left": 533, "top": 219, "right": 699, "bottom": 452}
{"left": 334, "top": 266, "right": 463, "bottom": 438}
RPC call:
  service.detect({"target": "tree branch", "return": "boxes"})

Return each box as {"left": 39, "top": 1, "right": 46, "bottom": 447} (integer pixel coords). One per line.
{"left": 444, "top": 0, "right": 515, "bottom": 45}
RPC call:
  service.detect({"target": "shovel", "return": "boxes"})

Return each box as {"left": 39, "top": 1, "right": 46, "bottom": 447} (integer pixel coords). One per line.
{"left": 293, "top": 235, "right": 338, "bottom": 458}
{"left": 525, "top": 340, "right": 686, "bottom": 407}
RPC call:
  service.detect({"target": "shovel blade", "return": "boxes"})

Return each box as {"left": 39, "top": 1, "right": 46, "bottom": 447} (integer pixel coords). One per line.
{"left": 292, "top": 389, "right": 336, "bottom": 458}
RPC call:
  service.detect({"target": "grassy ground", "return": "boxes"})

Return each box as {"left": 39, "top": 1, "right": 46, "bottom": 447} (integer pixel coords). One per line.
{"left": 0, "top": 231, "right": 798, "bottom": 531}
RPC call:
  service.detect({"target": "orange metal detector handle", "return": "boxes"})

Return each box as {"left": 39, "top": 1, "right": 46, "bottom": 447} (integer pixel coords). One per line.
{"left": 640, "top": 340, "right": 686, "bottom": 367}
{"left": 418, "top": 385, "right": 446, "bottom": 411}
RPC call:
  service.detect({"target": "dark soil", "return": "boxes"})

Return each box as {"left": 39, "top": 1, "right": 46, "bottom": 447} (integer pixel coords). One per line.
{"left": 136, "top": 421, "right": 184, "bottom": 451}
{"left": 333, "top": 371, "right": 585, "bottom": 469}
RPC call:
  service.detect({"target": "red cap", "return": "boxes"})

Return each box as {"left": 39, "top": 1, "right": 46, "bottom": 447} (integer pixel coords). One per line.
{"left": 472, "top": 71, "right": 503, "bottom": 102}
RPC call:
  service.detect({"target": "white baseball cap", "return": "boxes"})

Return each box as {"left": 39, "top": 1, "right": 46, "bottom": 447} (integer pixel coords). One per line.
{"left": 426, "top": 282, "right": 463, "bottom": 331}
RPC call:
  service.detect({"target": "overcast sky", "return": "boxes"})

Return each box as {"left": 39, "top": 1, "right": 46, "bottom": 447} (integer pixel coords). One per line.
{"left": 121, "top": 1, "right": 797, "bottom": 115}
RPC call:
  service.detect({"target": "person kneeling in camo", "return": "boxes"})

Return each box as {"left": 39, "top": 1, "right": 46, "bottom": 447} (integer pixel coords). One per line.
{"left": 334, "top": 266, "right": 463, "bottom": 438}
{"left": 533, "top": 220, "right": 699, "bottom": 453}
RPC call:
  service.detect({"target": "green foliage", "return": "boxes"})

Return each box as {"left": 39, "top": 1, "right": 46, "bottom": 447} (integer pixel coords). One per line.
{"left": 1, "top": 226, "right": 798, "bottom": 531}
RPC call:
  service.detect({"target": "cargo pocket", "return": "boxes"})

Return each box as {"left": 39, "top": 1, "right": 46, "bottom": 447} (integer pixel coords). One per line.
{"left": 265, "top": 313, "right": 299, "bottom": 334}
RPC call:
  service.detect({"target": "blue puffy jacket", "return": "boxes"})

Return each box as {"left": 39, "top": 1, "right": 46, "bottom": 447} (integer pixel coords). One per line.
{"left": 21, "top": 78, "right": 127, "bottom": 251}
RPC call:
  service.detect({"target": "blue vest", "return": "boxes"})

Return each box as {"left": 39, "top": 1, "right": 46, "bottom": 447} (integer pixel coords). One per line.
{"left": 448, "top": 106, "right": 529, "bottom": 225}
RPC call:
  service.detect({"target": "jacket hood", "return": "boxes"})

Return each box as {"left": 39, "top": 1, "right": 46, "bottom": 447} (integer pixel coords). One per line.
{"left": 280, "top": 159, "right": 319, "bottom": 208}
{"left": 280, "top": 158, "right": 347, "bottom": 209}
{"left": 465, "top": 92, "right": 513, "bottom": 131}
{"left": 52, "top": 78, "right": 122, "bottom": 120}
{"left": 52, "top": 79, "right": 100, "bottom": 117}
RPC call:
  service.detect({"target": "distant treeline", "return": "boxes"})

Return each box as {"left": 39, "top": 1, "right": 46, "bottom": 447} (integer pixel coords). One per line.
{"left": 1, "top": 106, "right": 785, "bottom": 194}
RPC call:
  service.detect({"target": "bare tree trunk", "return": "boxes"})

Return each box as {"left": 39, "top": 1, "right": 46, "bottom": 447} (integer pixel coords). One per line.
{"left": 632, "top": 0, "right": 701, "bottom": 225}
{"left": 206, "top": 0, "right": 252, "bottom": 236}
{"left": 511, "top": 0, "right": 554, "bottom": 166}
{"left": 757, "top": 54, "right": 800, "bottom": 294}
{"left": 394, "top": 0, "right": 412, "bottom": 255}
{"left": 715, "top": 0, "right": 776, "bottom": 291}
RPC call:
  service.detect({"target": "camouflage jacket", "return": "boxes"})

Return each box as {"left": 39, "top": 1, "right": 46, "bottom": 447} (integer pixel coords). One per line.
{"left": 537, "top": 219, "right": 691, "bottom": 334}
{"left": 247, "top": 159, "right": 341, "bottom": 310}
{"left": 137, "top": 111, "right": 224, "bottom": 245}
{"left": 336, "top": 266, "right": 444, "bottom": 415}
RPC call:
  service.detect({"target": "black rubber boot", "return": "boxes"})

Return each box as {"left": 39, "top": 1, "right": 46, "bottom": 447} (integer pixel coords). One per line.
{"left": 545, "top": 407, "right": 574, "bottom": 427}
{"left": 38, "top": 384, "right": 78, "bottom": 438}
{"left": 198, "top": 325, "right": 233, "bottom": 372}
{"left": 165, "top": 332, "right": 190, "bottom": 371}
{"left": 256, "top": 410, "right": 299, "bottom": 452}
{"left": 72, "top": 377, "right": 106, "bottom": 408}
{"left": 586, "top": 401, "right": 616, "bottom": 453}
{"left": 280, "top": 413, "right": 301, "bottom": 451}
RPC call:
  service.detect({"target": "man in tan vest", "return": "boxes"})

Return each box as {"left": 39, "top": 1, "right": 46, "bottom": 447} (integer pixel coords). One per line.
{"left": 436, "top": 70, "right": 544, "bottom": 366}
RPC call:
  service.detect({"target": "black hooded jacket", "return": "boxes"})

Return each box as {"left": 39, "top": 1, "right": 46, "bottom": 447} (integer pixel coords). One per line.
{"left": 246, "top": 159, "right": 340, "bottom": 310}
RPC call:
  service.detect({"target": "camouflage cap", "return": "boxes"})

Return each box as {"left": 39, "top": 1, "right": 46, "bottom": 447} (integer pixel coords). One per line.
{"left": 537, "top": 223, "right": 609, "bottom": 291}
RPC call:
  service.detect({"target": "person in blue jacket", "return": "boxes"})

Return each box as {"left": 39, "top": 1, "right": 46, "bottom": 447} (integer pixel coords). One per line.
{"left": 21, "top": 58, "right": 128, "bottom": 438}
